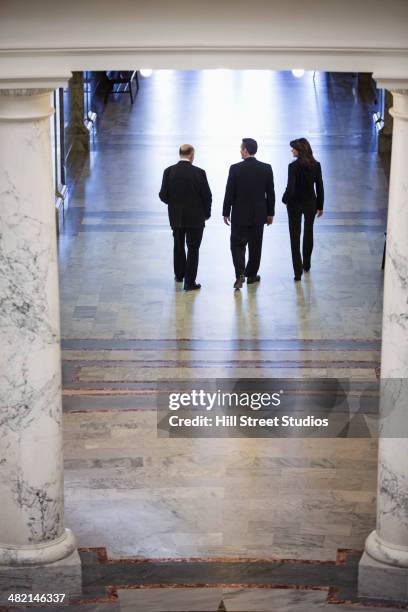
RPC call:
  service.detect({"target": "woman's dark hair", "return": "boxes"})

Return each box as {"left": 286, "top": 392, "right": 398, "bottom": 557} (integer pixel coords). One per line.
{"left": 290, "top": 138, "right": 317, "bottom": 166}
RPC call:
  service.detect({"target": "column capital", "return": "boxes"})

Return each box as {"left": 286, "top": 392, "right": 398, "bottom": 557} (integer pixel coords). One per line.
{"left": 0, "top": 88, "right": 55, "bottom": 121}
{"left": 373, "top": 75, "right": 408, "bottom": 92}
{"left": 0, "top": 73, "right": 71, "bottom": 120}
{"left": 372, "top": 76, "right": 408, "bottom": 119}
{"left": 0, "top": 76, "right": 70, "bottom": 91}
{"left": 389, "top": 90, "right": 408, "bottom": 121}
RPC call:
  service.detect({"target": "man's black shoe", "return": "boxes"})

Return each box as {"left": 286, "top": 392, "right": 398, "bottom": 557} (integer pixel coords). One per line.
{"left": 234, "top": 274, "right": 245, "bottom": 290}
{"left": 294, "top": 275, "right": 302, "bottom": 282}
{"left": 303, "top": 265, "right": 311, "bottom": 272}
{"left": 247, "top": 275, "right": 261, "bottom": 284}
{"left": 184, "top": 282, "right": 201, "bottom": 291}
{"left": 175, "top": 276, "right": 184, "bottom": 282}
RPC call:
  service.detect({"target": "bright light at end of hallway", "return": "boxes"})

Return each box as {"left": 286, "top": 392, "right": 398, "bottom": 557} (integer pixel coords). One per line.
{"left": 292, "top": 69, "right": 305, "bottom": 78}
{"left": 140, "top": 68, "right": 153, "bottom": 77}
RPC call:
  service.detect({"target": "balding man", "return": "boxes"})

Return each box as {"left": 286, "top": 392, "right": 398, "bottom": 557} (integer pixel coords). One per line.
{"left": 159, "top": 145, "right": 212, "bottom": 291}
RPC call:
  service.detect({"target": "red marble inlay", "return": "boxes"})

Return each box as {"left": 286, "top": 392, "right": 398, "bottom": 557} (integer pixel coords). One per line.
{"left": 78, "top": 547, "right": 338, "bottom": 565}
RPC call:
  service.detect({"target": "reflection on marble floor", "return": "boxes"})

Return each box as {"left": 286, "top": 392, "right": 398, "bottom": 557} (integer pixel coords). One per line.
{"left": 59, "top": 71, "right": 386, "bottom": 342}
{"left": 60, "top": 71, "right": 386, "bottom": 569}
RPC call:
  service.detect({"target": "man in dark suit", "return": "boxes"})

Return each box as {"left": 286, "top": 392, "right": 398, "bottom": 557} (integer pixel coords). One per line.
{"left": 223, "top": 138, "right": 275, "bottom": 289}
{"left": 159, "top": 144, "right": 212, "bottom": 291}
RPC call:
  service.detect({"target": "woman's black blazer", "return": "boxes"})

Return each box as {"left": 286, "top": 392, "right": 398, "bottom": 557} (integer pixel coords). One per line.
{"left": 282, "top": 159, "right": 324, "bottom": 210}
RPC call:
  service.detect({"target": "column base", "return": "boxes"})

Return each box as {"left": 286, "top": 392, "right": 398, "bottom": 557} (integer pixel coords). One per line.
{"left": 0, "top": 550, "right": 82, "bottom": 603}
{"left": 359, "top": 552, "right": 408, "bottom": 602}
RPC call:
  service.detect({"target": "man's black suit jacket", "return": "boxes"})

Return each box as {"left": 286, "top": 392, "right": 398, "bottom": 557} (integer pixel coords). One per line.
{"left": 159, "top": 161, "right": 212, "bottom": 228}
{"left": 223, "top": 157, "right": 275, "bottom": 226}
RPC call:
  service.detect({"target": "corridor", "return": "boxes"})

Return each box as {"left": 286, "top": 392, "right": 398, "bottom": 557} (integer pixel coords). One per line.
{"left": 59, "top": 70, "right": 387, "bottom": 610}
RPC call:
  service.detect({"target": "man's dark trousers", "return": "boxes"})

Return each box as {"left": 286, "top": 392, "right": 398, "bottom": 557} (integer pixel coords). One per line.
{"left": 173, "top": 226, "right": 204, "bottom": 284}
{"left": 287, "top": 203, "right": 316, "bottom": 277}
{"left": 231, "top": 224, "right": 264, "bottom": 279}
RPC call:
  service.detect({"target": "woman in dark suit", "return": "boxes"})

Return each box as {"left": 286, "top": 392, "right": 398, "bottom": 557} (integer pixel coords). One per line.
{"left": 282, "top": 138, "right": 324, "bottom": 281}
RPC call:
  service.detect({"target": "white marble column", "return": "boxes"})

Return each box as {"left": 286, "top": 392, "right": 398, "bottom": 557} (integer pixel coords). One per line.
{"left": 0, "top": 89, "right": 81, "bottom": 597}
{"left": 359, "top": 89, "right": 408, "bottom": 602}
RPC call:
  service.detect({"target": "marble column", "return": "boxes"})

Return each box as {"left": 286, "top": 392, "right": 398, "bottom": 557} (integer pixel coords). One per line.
{"left": 66, "top": 72, "right": 90, "bottom": 153}
{"left": 0, "top": 89, "right": 81, "bottom": 598}
{"left": 359, "top": 89, "right": 408, "bottom": 602}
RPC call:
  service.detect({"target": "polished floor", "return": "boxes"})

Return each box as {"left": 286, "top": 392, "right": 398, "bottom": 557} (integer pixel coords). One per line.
{"left": 59, "top": 71, "right": 389, "bottom": 610}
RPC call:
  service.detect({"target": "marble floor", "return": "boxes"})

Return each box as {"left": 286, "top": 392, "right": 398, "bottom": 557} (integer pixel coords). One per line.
{"left": 8, "top": 549, "right": 405, "bottom": 611}
{"left": 117, "top": 589, "right": 399, "bottom": 612}
{"left": 57, "top": 71, "right": 390, "bottom": 610}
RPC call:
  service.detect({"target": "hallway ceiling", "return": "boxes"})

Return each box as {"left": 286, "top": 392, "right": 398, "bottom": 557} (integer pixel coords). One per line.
{"left": 0, "top": 0, "right": 407, "bottom": 89}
